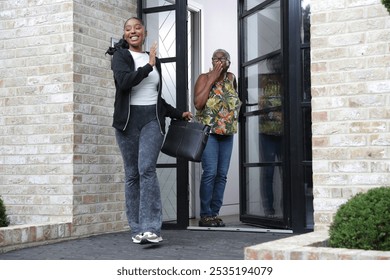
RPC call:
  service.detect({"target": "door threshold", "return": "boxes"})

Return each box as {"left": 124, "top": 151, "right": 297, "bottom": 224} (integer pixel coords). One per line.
{"left": 187, "top": 226, "right": 293, "bottom": 234}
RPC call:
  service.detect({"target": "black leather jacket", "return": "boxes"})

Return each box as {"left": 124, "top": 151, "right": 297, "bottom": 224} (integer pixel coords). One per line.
{"left": 110, "top": 48, "right": 183, "bottom": 133}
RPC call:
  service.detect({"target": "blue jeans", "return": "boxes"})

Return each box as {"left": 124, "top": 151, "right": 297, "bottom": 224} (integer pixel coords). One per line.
{"left": 199, "top": 134, "right": 234, "bottom": 217}
{"left": 259, "top": 134, "right": 282, "bottom": 216}
{"left": 115, "top": 105, "right": 164, "bottom": 237}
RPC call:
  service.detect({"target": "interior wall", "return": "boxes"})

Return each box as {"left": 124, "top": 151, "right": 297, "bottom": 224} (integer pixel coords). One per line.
{"left": 191, "top": 0, "right": 239, "bottom": 217}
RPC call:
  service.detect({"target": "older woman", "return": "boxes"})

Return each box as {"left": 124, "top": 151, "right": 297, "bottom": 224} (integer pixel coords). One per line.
{"left": 194, "top": 49, "right": 241, "bottom": 227}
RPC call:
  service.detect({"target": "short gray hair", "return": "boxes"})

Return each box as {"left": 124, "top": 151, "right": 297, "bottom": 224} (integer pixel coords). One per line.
{"left": 212, "top": 49, "right": 230, "bottom": 61}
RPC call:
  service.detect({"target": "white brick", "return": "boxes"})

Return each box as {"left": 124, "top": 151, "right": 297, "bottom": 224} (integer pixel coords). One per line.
{"left": 311, "top": 0, "right": 390, "bottom": 230}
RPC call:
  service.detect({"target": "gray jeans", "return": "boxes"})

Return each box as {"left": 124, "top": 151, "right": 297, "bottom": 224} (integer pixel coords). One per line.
{"left": 115, "top": 105, "right": 164, "bottom": 237}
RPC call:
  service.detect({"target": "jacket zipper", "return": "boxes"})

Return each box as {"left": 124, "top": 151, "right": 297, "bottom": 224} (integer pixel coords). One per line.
{"left": 123, "top": 94, "right": 131, "bottom": 131}
{"left": 156, "top": 80, "right": 164, "bottom": 135}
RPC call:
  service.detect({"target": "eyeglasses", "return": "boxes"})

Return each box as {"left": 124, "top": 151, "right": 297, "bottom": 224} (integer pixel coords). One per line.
{"left": 212, "top": 57, "right": 228, "bottom": 63}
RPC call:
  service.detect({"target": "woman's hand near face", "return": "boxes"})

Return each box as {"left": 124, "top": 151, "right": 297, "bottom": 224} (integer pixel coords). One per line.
{"left": 194, "top": 62, "right": 224, "bottom": 110}
{"left": 208, "top": 61, "right": 223, "bottom": 83}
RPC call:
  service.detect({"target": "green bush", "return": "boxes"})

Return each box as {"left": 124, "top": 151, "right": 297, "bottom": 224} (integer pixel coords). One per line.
{"left": 383, "top": 0, "right": 390, "bottom": 13}
{"left": 328, "top": 186, "right": 390, "bottom": 251}
{"left": 0, "top": 196, "right": 10, "bottom": 227}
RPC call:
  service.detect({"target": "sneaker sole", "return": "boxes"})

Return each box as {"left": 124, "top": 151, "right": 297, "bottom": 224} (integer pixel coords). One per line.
{"left": 133, "top": 238, "right": 156, "bottom": 244}
{"left": 145, "top": 236, "right": 163, "bottom": 243}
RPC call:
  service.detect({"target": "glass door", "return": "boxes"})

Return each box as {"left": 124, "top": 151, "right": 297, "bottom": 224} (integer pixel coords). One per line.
{"left": 139, "top": 0, "right": 189, "bottom": 229}
{"left": 238, "top": 0, "right": 313, "bottom": 232}
{"left": 239, "top": 0, "right": 288, "bottom": 229}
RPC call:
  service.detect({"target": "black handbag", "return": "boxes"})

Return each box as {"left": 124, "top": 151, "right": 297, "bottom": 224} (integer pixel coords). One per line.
{"left": 161, "top": 119, "right": 211, "bottom": 162}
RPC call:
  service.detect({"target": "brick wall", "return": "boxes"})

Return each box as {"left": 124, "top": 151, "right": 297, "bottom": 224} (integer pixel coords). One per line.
{"left": 0, "top": 0, "right": 136, "bottom": 236}
{"left": 71, "top": 0, "right": 137, "bottom": 236}
{"left": 310, "top": 0, "right": 390, "bottom": 230}
{"left": 0, "top": 0, "right": 75, "bottom": 225}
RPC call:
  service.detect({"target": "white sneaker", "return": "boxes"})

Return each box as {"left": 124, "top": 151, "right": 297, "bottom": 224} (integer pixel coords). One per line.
{"left": 132, "top": 233, "right": 143, "bottom": 244}
{"left": 143, "top": 231, "right": 163, "bottom": 243}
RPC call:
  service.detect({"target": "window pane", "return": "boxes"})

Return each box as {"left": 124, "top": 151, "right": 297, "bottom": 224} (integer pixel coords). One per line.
{"left": 143, "top": 0, "right": 175, "bottom": 8}
{"left": 246, "top": 115, "right": 283, "bottom": 163}
{"left": 158, "top": 61, "right": 176, "bottom": 164}
{"left": 244, "top": 0, "right": 268, "bottom": 11}
{"left": 161, "top": 62, "right": 176, "bottom": 105}
{"left": 145, "top": 11, "right": 176, "bottom": 58}
{"left": 246, "top": 61, "right": 266, "bottom": 111}
{"left": 245, "top": 116, "right": 261, "bottom": 162}
{"left": 158, "top": 168, "right": 177, "bottom": 222}
{"left": 244, "top": 1, "right": 280, "bottom": 61}
{"left": 246, "top": 167, "right": 283, "bottom": 217}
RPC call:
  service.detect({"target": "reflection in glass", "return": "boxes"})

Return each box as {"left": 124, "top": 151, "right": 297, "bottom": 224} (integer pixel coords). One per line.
{"left": 245, "top": 55, "right": 282, "bottom": 112}
{"left": 244, "top": 1, "right": 280, "bottom": 62}
{"left": 145, "top": 11, "right": 176, "bottom": 58}
{"left": 245, "top": 114, "right": 284, "bottom": 162}
{"left": 302, "top": 107, "right": 312, "bottom": 161}
{"left": 304, "top": 166, "right": 313, "bottom": 228}
{"left": 301, "top": 0, "right": 311, "bottom": 44}
{"left": 258, "top": 54, "right": 283, "bottom": 217}
{"left": 246, "top": 61, "right": 266, "bottom": 111}
{"left": 246, "top": 167, "right": 283, "bottom": 217}
{"left": 302, "top": 49, "right": 311, "bottom": 100}
{"left": 245, "top": 53, "right": 284, "bottom": 218}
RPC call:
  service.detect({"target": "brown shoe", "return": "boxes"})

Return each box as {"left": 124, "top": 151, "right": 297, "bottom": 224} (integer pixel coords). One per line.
{"left": 198, "top": 216, "right": 218, "bottom": 227}
{"left": 213, "top": 216, "right": 225, "bottom": 227}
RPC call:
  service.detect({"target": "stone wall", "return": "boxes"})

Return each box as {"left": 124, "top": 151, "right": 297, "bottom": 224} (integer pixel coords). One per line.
{"left": 310, "top": 0, "right": 390, "bottom": 230}
{"left": 0, "top": 0, "right": 136, "bottom": 237}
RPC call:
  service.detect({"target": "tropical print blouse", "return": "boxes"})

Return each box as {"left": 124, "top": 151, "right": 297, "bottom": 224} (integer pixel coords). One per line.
{"left": 196, "top": 75, "right": 241, "bottom": 135}
{"left": 258, "top": 80, "right": 282, "bottom": 136}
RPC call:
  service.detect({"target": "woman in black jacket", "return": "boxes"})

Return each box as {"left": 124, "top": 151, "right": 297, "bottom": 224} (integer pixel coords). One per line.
{"left": 106, "top": 17, "right": 192, "bottom": 244}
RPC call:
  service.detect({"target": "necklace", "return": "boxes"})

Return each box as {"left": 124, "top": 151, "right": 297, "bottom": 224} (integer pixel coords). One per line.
{"left": 215, "top": 74, "right": 227, "bottom": 87}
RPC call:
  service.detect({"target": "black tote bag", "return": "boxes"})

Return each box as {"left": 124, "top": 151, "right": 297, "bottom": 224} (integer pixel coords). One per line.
{"left": 161, "top": 120, "right": 211, "bottom": 162}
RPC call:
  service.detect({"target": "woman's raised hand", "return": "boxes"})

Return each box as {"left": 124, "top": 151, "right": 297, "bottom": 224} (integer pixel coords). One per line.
{"left": 149, "top": 41, "right": 158, "bottom": 67}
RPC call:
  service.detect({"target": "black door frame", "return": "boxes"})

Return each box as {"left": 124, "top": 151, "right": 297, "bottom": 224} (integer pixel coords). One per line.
{"left": 138, "top": 0, "right": 189, "bottom": 229}
{"left": 287, "top": 0, "right": 313, "bottom": 232}
{"left": 238, "top": 0, "right": 290, "bottom": 230}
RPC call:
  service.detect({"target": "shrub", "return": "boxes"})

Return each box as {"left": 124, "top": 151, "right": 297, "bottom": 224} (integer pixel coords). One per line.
{"left": 328, "top": 186, "right": 390, "bottom": 251}
{"left": 383, "top": 0, "right": 390, "bottom": 13}
{"left": 0, "top": 196, "right": 10, "bottom": 227}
